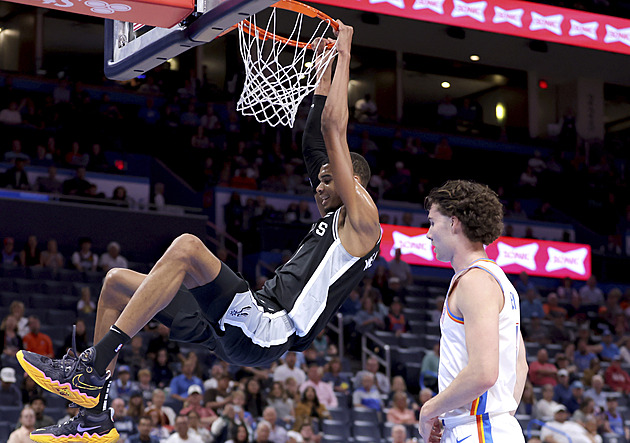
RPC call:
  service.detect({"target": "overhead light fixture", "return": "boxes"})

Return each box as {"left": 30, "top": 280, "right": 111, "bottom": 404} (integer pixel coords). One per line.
{"left": 496, "top": 103, "right": 506, "bottom": 123}
{"left": 441, "top": 81, "right": 451, "bottom": 89}
{"left": 470, "top": 54, "right": 480, "bottom": 61}
{"left": 304, "top": 61, "right": 313, "bottom": 68}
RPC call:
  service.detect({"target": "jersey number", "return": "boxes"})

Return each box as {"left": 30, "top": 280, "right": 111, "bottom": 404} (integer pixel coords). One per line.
{"left": 315, "top": 222, "right": 328, "bottom": 237}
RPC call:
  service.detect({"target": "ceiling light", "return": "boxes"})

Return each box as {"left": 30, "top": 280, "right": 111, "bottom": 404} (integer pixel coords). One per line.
{"left": 470, "top": 54, "right": 480, "bottom": 61}
{"left": 304, "top": 61, "right": 313, "bottom": 68}
{"left": 441, "top": 81, "right": 451, "bottom": 89}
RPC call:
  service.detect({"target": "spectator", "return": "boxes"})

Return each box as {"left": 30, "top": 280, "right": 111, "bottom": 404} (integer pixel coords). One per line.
{"left": 540, "top": 404, "right": 593, "bottom": 443}
{"left": 571, "top": 396, "right": 596, "bottom": 427}
{"left": 71, "top": 236, "right": 98, "bottom": 272}
{"left": 387, "top": 248, "right": 413, "bottom": 287}
{"left": 9, "top": 301, "right": 29, "bottom": 338}
{"left": 566, "top": 380, "right": 585, "bottom": 414}
{"left": 111, "top": 365, "right": 139, "bottom": 403}
{"left": 390, "top": 423, "right": 412, "bottom": 443}
{"left": 200, "top": 104, "right": 221, "bottom": 132}
{"left": 602, "top": 397, "right": 628, "bottom": 439}
{"left": 59, "top": 317, "right": 90, "bottom": 358}
{"left": 518, "top": 165, "right": 538, "bottom": 188}
{"left": 2, "top": 236, "right": 20, "bottom": 265}
{"left": 56, "top": 402, "right": 79, "bottom": 425}
{"left": 204, "top": 373, "right": 233, "bottom": 415}
{"left": 170, "top": 359, "right": 204, "bottom": 403}
{"left": 529, "top": 349, "right": 558, "bottom": 387}
{"left": 286, "top": 430, "right": 303, "bottom": 443}
{"left": 521, "top": 288, "right": 545, "bottom": 320}
{"left": 35, "top": 166, "right": 63, "bottom": 194}
{"left": 31, "top": 395, "right": 55, "bottom": 429}
{"left": 147, "top": 323, "right": 182, "bottom": 364}
{"left": 353, "top": 356, "right": 391, "bottom": 395}
{"left": 0, "top": 367, "right": 22, "bottom": 406}
{"left": 584, "top": 374, "right": 607, "bottom": 413}
{"left": 254, "top": 420, "right": 273, "bottom": 443}
{"left": 62, "top": 166, "right": 92, "bottom": 197}
{"left": 386, "top": 391, "right": 416, "bottom": 425}
{"left": 322, "top": 357, "right": 351, "bottom": 395}
{"left": 553, "top": 369, "right": 573, "bottom": 406}
{"left": 583, "top": 415, "right": 602, "bottom": 443}
{"left": 548, "top": 314, "right": 573, "bottom": 346}
{"left": 244, "top": 377, "right": 265, "bottom": 419}
{"left": 261, "top": 407, "right": 287, "bottom": 443}
{"left": 153, "top": 182, "right": 166, "bottom": 212}
{"left": 166, "top": 415, "right": 203, "bottom": 443}
{"left": 354, "top": 94, "right": 378, "bottom": 123}
{"left": 433, "top": 137, "right": 453, "bottom": 160}
{"left": 151, "top": 348, "right": 175, "bottom": 390}
{"left": 145, "top": 388, "right": 176, "bottom": 428}
{"left": 186, "top": 410, "right": 213, "bottom": 443}
{"left": 604, "top": 356, "right": 630, "bottom": 394}
{"left": 1, "top": 314, "right": 22, "bottom": 358}
{"left": 384, "top": 297, "right": 409, "bottom": 336}
{"left": 3, "top": 157, "right": 30, "bottom": 190}
{"left": 99, "top": 241, "right": 129, "bottom": 272}
{"left": 111, "top": 186, "right": 131, "bottom": 207}
{"left": 533, "top": 384, "right": 560, "bottom": 421}
{"left": 543, "top": 292, "right": 567, "bottom": 320}
{"left": 296, "top": 421, "right": 319, "bottom": 443}
{"left": 293, "top": 386, "right": 330, "bottom": 431}
{"left": 0, "top": 101, "right": 22, "bottom": 125}
{"left": 180, "top": 385, "right": 217, "bottom": 427}
{"left": 574, "top": 339, "right": 598, "bottom": 372}
{"left": 299, "top": 364, "right": 337, "bottom": 409}
{"left": 352, "top": 373, "right": 383, "bottom": 412}
{"left": 516, "top": 381, "right": 535, "bottom": 415}
{"left": 128, "top": 415, "right": 160, "bottom": 443}
{"left": 18, "top": 235, "right": 40, "bottom": 268}
{"left": 387, "top": 376, "right": 418, "bottom": 411}
{"left": 582, "top": 357, "right": 601, "bottom": 387}
{"left": 22, "top": 316, "right": 53, "bottom": 358}
{"left": 191, "top": 126, "right": 211, "bottom": 149}
{"left": 87, "top": 143, "right": 109, "bottom": 172}
{"left": 77, "top": 286, "right": 96, "bottom": 314}
{"left": 421, "top": 342, "right": 440, "bottom": 393}
{"left": 524, "top": 313, "right": 549, "bottom": 344}
{"left": 127, "top": 391, "right": 146, "bottom": 424}
{"left": 579, "top": 276, "right": 604, "bottom": 305}
{"left": 65, "top": 141, "right": 89, "bottom": 167}
{"left": 40, "top": 238, "right": 64, "bottom": 269}
{"left": 437, "top": 95, "right": 457, "bottom": 131}
{"left": 7, "top": 406, "right": 36, "bottom": 443}
{"left": 274, "top": 352, "right": 306, "bottom": 386}
{"left": 113, "top": 397, "right": 137, "bottom": 443}
{"left": 353, "top": 296, "right": 384, "bottom": 335}
{"left": 557, "top": 277, "right": 579, "bottom": 300}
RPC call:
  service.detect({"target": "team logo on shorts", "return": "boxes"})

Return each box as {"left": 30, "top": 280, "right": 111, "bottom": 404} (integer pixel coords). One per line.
{"left": 229, "top": 306, "right": 251, "bottom": 318}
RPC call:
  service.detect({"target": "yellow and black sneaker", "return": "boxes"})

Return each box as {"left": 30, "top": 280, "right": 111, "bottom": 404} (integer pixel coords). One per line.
{"left": 17, "top": 346, "right": 108, "bottom": 409}
{"left": 30, "top": 407, "right": 119, "bottom": 443}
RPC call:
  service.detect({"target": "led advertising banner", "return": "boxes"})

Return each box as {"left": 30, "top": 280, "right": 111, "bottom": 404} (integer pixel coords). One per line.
{"left": 380, "top": 223, "right": 592, "bottom": 280}
{"left": 310, "top": 0, "right": 630, "bottom": 56}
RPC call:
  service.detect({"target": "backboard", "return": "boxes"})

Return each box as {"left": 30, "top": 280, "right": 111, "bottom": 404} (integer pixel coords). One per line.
{"left": 103, "top": 0, "right": 276, "bottom": 81}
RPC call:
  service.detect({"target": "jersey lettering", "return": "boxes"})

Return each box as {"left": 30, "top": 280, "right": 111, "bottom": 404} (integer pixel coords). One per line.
{"left": 315, "top": 222, "right": 328, "bottom": 237}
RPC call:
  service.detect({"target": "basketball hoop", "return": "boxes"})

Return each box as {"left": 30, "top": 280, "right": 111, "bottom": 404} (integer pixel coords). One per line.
{"left": 236, "top": 0, "right": 339, "bottom": 127}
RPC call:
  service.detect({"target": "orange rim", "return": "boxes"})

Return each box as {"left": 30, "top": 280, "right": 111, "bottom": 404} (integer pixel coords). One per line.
{"left": 227, "top": 0, "right": 338, "bottom": 50}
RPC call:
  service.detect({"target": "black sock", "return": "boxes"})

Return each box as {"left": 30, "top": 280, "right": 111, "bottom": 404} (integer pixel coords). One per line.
{"left": 88, "top": 378, "right": 112, "bottom": 414}
{"left": 92, "top": 325, "right": 130, "bottom": 376}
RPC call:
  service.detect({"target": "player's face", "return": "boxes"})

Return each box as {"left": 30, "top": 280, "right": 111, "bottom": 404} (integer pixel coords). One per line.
{"left": 316, "top": 164, "right": 342, "bottom": 211}
{"left": 426, "top": 205, "right": 455, "bottom": 263}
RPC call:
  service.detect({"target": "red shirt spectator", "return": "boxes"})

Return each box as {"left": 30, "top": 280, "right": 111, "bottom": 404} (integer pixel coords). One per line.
{"left": 178, "top": 385, "right": 217, "bottom": 427}
{"left": 22, "top": 316, "right": 53, "bottom": 358}
{"left": 604, "top": 358, "right": 630, "bottom": 394}
{"left": 529, "top": 349, "right": 558, "bottom": 386}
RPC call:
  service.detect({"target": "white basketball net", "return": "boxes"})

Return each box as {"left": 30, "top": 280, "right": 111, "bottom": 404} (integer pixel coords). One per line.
{"left": 236, "top": 7, "right": 338, "bottom": 128}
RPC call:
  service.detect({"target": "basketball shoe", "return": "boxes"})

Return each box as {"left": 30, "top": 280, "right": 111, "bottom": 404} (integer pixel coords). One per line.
{"left": 30, "top": 407, "right": 119, "bottom": 443}
{"left": 17, "top": 345, "right": 107, "bottom": 409}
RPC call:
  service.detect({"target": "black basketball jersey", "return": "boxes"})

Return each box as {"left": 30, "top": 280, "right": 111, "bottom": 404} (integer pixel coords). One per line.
{"left": 255, "top": 206, "right": 381, "bottom": 351}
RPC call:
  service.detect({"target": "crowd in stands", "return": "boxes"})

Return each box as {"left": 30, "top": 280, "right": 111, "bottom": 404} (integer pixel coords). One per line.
{"left": 1, "top": 68, "right": 629, "bottom": 246}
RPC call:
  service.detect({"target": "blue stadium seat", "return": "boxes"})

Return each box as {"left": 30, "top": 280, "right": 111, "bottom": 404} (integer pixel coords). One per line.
{"left": 56, "top": 269, "right": 84, "bottom": 283}
{"left": 30, "top": 293, "right": 64, "bottom": 310}
{"left": 84, "top": 271, "right": 106, "bottom": 284}
{"left": 321, "top": 435, "right": 345, "bottom": 443}
{"left": 14, "top": 278, "right": 43, "bottom": 294}
{"left": 353, "top": 420, "right": 381, "bottom": 439}
{"left": 0, "top": 421, "right": 12, "bottom": 442}
{"left": 351, "top": 407, "right": 379, "bottom": 423}
{"left": 322, "top": 419, "right": 351, "bottom": 439}
{"left": 0, "top": 291, "right": 23, "bottom": 307}
{"left": 0, "top": 405, "right": 22, "bottom": 423}
{"left": 1, "top": 264, "right": 26, "bottom": 278}
{"left": 328, "top": 407, "right": 350, "bottom": 424}
{"left": 0, "top": 277, "right": 14, "bottom": 291}
{"left": 398, "top": 333, "right": 423, "bottom": 348}
{"left": 28, "top": 267, "right": 55, "bottom": 280}
{"left": 42, "top": 280, "right": 74, "bottom": 296}
{"left": 48, "top": 309, "right": 77, "bottom": 325}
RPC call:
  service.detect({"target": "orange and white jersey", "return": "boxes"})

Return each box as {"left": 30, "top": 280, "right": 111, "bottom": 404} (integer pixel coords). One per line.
{"left": 439, "top": 258, "right": 520, "bottom": 419}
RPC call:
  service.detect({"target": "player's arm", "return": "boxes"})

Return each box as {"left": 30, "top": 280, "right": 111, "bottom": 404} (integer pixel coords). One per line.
{"left": 302, "top": 39, "right": 335, "bottom": 216}
{"left": 321, "top": 22, "right": 380, "bottom": 237}
{"left": 512, "top": 331, "right": 528, "bottom": 413}
{"left": 419, "top": 271, "right": 502, "bottom": 437}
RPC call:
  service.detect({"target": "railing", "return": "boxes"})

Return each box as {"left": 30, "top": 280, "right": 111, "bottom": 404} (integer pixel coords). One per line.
{"left": 206, "top": 221, "right": 243, "bottom": 274}
{"left": 326, "top": 313, "right": 345, "bottom": 362}
{"left": 361, "top": 332, "right": 392, "bottom": 382}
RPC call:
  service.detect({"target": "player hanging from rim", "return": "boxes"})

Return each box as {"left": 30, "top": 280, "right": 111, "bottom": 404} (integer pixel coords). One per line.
{"left": 17, "top": 20, "right": 380, "bottom": 443}
{"left": 418, "top": 180, "right": 529, "bottom": 443}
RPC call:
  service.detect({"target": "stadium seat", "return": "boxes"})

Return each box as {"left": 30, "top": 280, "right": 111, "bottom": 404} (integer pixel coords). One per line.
{"left": 48, "top": 309, "right": 77, "bottom": 325}
{"left": 0, "top": 277, "right": 14, "bottom": 291}
{"left": 0, "top": 421, "right": 11, "bottom": 442}
{"left": 1, "top": 264, "right": 26, "bottom": 279}
{"left": 602, "top": 433, "right": 627, "bottom": 443}
{"left": 351, "top": 407, "right": 379, "bottom": 423}
{"left": 14, "top": 278, "right": 43, "bottom": 294}
{"left": 335, "top": 392, "right": 351, "bottom": 409}
{"left": 84, "top": 270, "right": 106, "bottom": 283}
{"left": 328, "top": 407, "right": 350, "bottom": 424}
{"left": 30, "top": 293, "right": 64, "bottom": 310}
{"left": 399, "top": 333, "right": 424, "bottom": 348}
{"left": 322, "top": 419, "right": 351, "bottom": 439}
{"left": 321, "top": 435, "right": 345, "bottom": 443}
{"left": 0, "top": 405, "right": 22, "bottom": 423}
{"left": 56, "top": 269, "right": 84, "bottom": 283}
{"left": 28, "top": 267, "right": 54, "bottom": 280}
{"left": 353, "top": 420, "right": 382, "bottom": 438}
{"left": 42, "top": 280, "right": 74, "bottom": 296}
{"left": 373, "top": 330, "right": 399, "bottom": 347}
{"left": 0, "top": 291, "right": 23, "bottom": 307}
